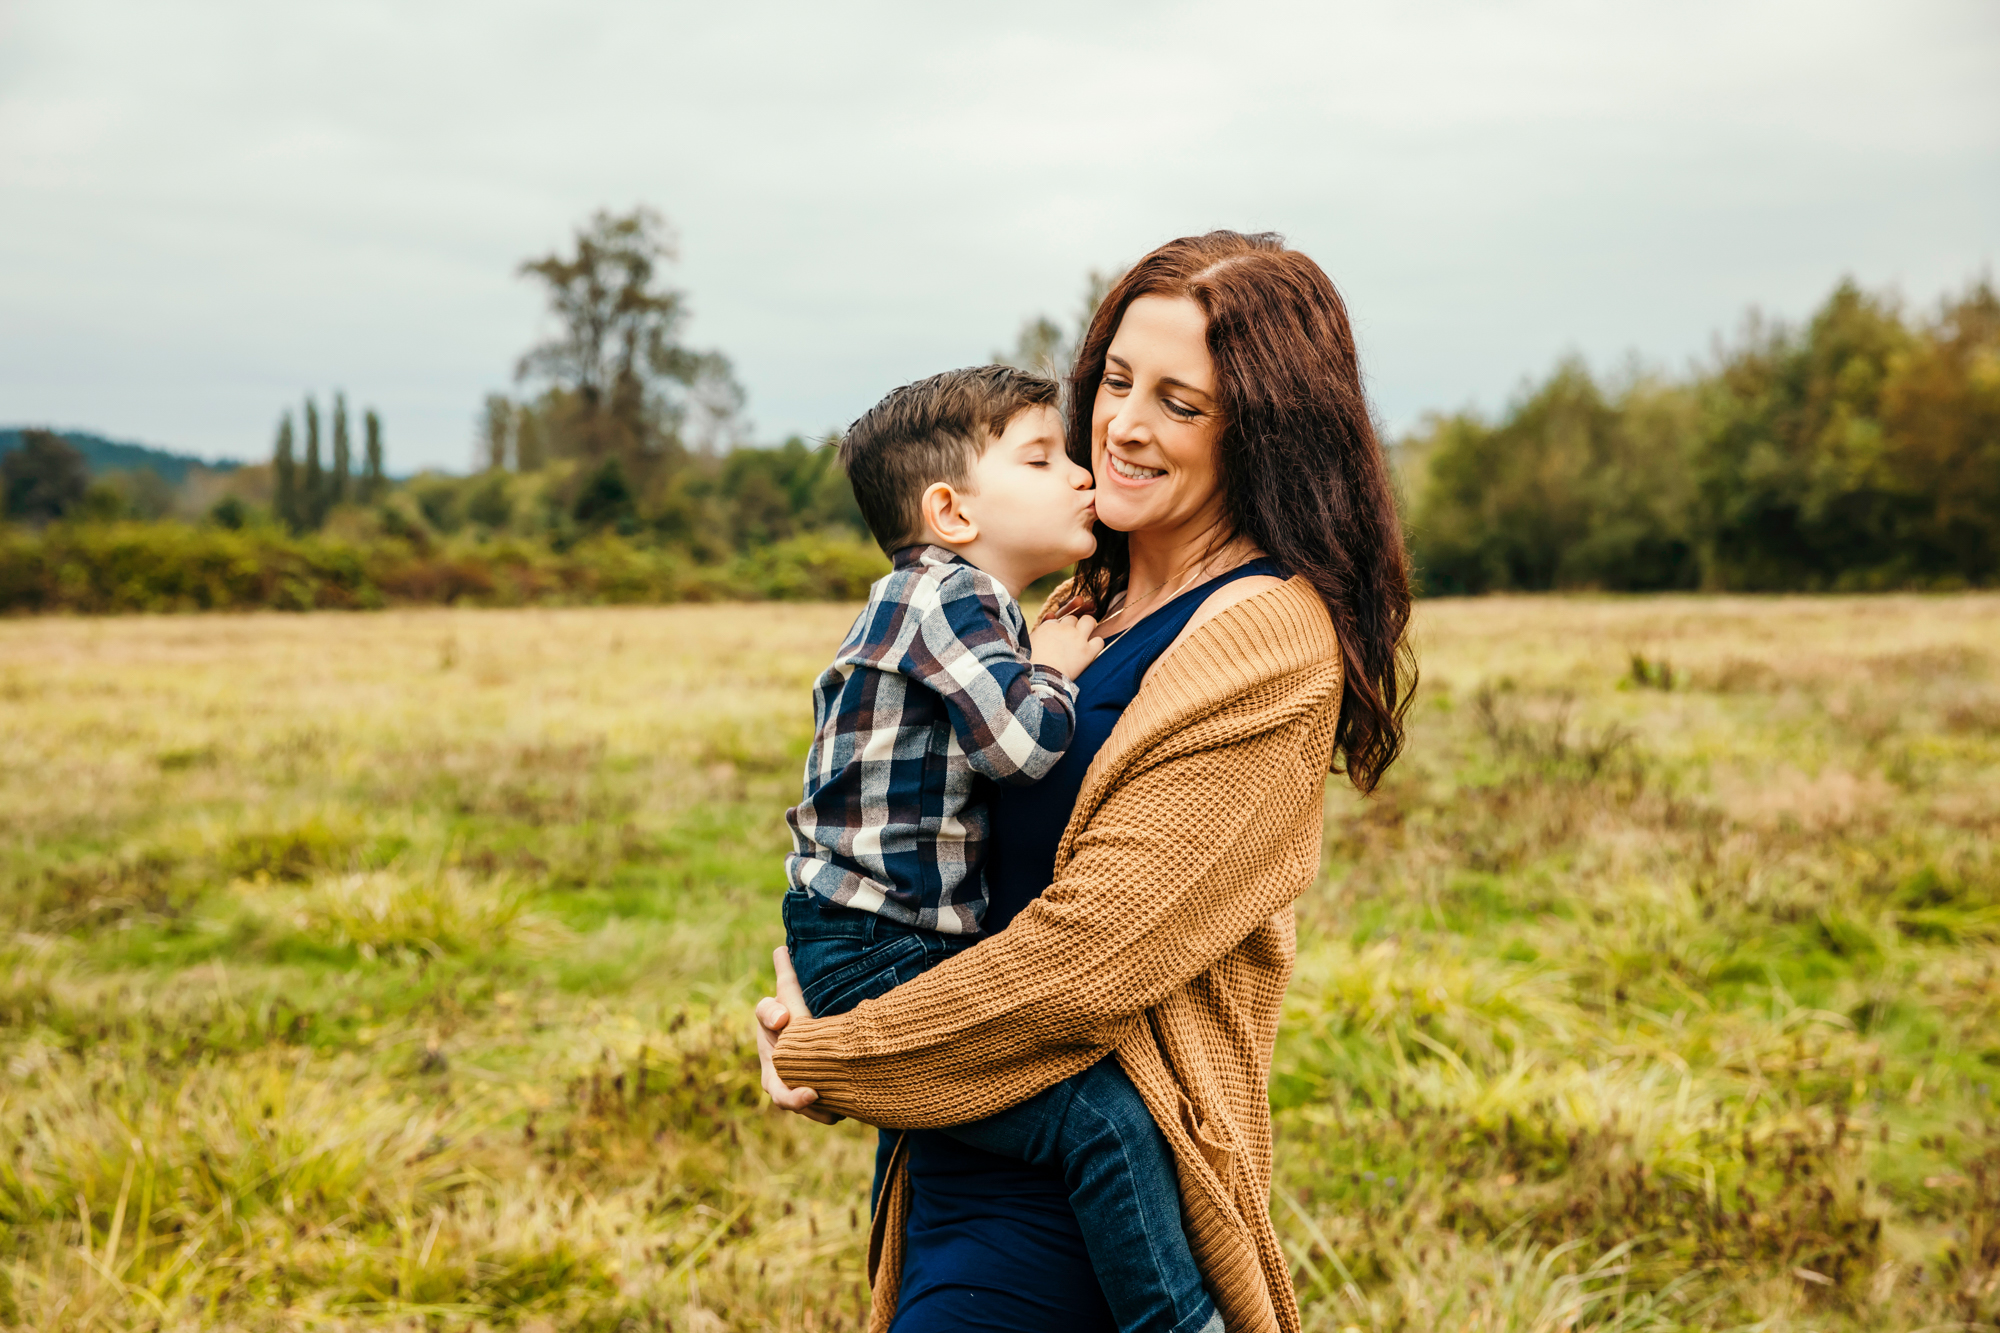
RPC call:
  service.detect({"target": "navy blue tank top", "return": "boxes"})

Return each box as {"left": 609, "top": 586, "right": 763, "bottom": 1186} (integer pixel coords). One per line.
{"left": 889, "top": 558, "right": 1288, "bottom": 1333}
{"left": 981, "top": 556, "right": 1291, "bottom": 932}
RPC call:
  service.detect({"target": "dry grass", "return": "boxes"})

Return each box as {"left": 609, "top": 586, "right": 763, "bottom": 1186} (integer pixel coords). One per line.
{"left": 2, "top": 595, "right": 1997, "bottom": 1330}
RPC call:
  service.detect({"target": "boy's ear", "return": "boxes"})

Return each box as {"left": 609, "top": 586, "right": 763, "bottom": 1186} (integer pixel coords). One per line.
{"left": 918, "top": 482, "right": 979, "bottom": 546}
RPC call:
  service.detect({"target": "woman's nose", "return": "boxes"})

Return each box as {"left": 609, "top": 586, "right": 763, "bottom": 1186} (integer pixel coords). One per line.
{"left": 1104, "top": 402, "right": 1148, "bottom": 450}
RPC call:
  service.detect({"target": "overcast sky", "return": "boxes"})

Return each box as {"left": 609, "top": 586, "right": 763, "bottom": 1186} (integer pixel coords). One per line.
{"left": 2, "top": 0, "right": 1995, "bottom": 471}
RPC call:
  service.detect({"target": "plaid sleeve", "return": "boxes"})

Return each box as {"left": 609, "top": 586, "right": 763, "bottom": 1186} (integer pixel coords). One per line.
{"left": 899, "top": 563, "right": 1078, "bottom": 786}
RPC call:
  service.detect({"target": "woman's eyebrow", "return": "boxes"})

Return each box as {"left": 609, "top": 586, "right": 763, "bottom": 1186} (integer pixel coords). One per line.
{"left": 1108, "top": 353, "right": 1210, "bottom": 399}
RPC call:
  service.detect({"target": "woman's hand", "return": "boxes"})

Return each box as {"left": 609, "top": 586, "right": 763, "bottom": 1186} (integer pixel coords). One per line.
{"left": 755, "top": 946, "right": 839, "bottom": 1125}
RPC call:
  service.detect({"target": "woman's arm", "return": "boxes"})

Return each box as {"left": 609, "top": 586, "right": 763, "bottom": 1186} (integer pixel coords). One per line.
{"left": 755, "top": 573, "right": 1293, "bottom": 1124}
{"left": 768, "top": 683, "right": 1333, "bottom": 1127}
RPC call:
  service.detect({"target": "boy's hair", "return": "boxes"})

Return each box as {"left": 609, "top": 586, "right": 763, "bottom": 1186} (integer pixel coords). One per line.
{"left": 837, "top": 365, "right": 1058, "bottom": 554}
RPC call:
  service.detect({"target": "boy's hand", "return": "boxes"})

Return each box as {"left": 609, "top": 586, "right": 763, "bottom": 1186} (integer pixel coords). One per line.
{"left": 1031, "top": 614, "right": 1105, "bottom": 680}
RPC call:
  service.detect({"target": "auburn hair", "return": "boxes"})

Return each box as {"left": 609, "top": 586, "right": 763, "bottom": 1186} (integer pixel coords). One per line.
{"left": 1066, "top": 230, "right": 1415, "bottom": 793}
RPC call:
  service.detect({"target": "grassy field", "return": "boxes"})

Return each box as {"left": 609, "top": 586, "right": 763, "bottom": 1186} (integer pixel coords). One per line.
{"left": 1, "top": 595, "right": 1996, "bottom": 1332}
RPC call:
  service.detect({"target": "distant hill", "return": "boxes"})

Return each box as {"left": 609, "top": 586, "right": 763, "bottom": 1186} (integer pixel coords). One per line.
{"left": 0, "top": 428, "right": 241, "bottom": 487}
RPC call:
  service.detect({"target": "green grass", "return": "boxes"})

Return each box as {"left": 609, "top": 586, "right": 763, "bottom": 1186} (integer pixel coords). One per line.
{"left": 1, "top": 596, "right": 1996, "bottom": 1330}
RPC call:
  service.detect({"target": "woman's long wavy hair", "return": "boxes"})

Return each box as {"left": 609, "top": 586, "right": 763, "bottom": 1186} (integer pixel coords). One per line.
{"left": 1066, "top": 230, "right": 1415, "bottom": 793}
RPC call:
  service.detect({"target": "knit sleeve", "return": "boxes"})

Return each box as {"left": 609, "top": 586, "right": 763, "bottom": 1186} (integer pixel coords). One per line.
{"left": 769, "top": 690, "right": 1330, "bottom": 1127}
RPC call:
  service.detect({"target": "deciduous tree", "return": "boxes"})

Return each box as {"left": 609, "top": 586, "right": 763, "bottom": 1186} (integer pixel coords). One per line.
{"left": 995, "top": 269, "right": 1124, "bottom": 378}
{"left": 514, "top": 207, "right": 742, "bottom": 477}
{"left": 1878, "top": 282, "right": 2000, "bottom": 584}
{"left": 2, "top": 430, "right": 89, "bottom": 524}
{"left": 1402, "top": 275, "right": 2000, "bottom": 592}
{"left": 480, "top": 394, "right": 513, "bottom": 472}
{"left": 515, "top": 401, "right": 548, "bottom": 472}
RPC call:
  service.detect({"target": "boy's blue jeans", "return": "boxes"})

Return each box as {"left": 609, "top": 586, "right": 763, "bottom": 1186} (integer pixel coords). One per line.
{"left": 782, "top": 887, "right": 1219, "bottom": 1333}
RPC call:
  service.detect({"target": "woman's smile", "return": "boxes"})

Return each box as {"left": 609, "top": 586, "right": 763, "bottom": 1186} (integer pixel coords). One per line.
{"left": 1105, "top": 448, "right": 1166, "bottom": 483}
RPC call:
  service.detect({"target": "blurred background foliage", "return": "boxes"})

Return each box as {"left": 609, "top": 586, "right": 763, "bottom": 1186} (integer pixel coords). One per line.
{"left": 0, "top": 209, "right": 884, "bottom": 612}
{"left": 3, "top": 206, "right": 1996, "bottom": 612}
{"left": 1400, "top": 279, "right": 2000, "bottom": 594}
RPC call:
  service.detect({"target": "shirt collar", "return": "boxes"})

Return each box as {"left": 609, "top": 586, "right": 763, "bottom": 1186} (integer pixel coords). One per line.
{"left": 891, "top": 543, "right": 971, "bottom": 572}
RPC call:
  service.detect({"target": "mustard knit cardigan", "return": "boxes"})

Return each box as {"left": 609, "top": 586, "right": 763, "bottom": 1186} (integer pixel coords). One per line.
{"left": 771, "top": 576, "right": 1344, "bottom": 1333}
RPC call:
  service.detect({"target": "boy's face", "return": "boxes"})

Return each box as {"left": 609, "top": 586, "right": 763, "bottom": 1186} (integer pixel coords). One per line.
{"left": 961, "top": 404, "right": 1098, "bottom": 583}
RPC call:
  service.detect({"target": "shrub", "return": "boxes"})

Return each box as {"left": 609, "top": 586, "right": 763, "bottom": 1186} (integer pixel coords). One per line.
{"left": 0, "top": 522, "right": 888, "bottom": 614}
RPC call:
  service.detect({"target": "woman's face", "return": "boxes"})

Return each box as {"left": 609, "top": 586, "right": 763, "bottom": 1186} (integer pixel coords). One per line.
{"left": 1089, "top": 295, "right": 1226, "bottom": 539}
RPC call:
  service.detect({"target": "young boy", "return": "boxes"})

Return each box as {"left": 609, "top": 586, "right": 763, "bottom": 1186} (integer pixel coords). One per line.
{"left": 781, "top": 365, "right": 1220, "bottom": 1333}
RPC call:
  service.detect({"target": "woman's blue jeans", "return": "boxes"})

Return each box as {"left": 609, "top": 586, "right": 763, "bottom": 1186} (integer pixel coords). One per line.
{"left": 783, "top": 888, "right": 1220, "bottom": 1333}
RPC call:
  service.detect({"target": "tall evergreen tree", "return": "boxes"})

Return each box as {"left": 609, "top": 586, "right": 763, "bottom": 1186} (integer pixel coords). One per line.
{"left": 273, "top": 412, "right": 299, "bottom": 531}
{"left": 331, "top": 392, "right": 351, "bottom": 507}
{"left": 480, "top": 394, "right": 513, "bottom": 472}
{"left": 302, "top": 397, "right": 324, "bottom": 528}
{"left": 363, "top": 408, "right": 385, "bottom": 500}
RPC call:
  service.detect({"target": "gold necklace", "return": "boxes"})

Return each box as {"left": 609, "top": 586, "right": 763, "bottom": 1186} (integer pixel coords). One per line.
{"left": 1103, "top": 555, "right": 1220, "bottom": 634}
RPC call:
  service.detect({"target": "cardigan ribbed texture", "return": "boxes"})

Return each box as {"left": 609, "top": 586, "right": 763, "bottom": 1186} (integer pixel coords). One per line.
{"left": 770, "top": 576, "right": 1343, "bottom": 1333}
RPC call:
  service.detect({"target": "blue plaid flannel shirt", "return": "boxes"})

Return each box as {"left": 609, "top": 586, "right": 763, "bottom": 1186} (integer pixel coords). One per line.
{"left": 785, "top": 544, "right": 1079, "bottom": 935}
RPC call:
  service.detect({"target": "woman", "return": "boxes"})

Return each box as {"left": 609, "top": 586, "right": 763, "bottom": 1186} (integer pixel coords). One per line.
{"left": 757, "top": 231, "right": 1414, "bottom": 1331}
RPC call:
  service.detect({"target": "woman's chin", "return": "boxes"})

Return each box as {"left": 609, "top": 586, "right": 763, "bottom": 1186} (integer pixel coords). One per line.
{"left": 1092, "top": 499, "right": 1151, "bottom": 535}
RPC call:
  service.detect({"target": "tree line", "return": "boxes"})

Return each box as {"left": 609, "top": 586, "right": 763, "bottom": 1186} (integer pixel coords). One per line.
{"left": 257, "top": 207, "right": 867, "bottom": 559}
{"left": 1401, "top": 277, "right": 2000, "bottom": 593}
{"left": 0, "top": 206, "right": 882, "bottom": 611}
{"left": 7, "top": 202, "right": 1995, "bottom": 610}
